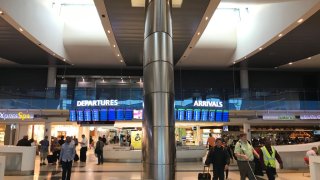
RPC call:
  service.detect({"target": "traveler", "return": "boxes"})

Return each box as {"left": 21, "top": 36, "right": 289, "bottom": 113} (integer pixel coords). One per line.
{"left": 79, "top": 134, "right": 88, "bottom": 162}
{"left": 259, "top": 139, "right": 283, "bottom": 180}
{"left": 234, "top": 133, "right": 260, "bottom": 180}
{"left": 58, "top": 136, "right": 65, "bottom": 146}
{"left": 17, "top": 135, "right": 31, "bottom": 146}
{"left": 205, "top": 138, "right": 230, "bottom": 180}
{"left": 39, "top": 136, "right": 50, "bottom": 165}
{"left": 95, "top": 137, "right": 105, "bottom": 165}
{"left": 102, "top": 135, "right": 107, "bottom": 145}
{"left": 51, "top": 137, "right": 61, "bottom": 164}
{"left": 222, "top": 141, "right": 233, "bottom": 179}
{"left": 206, "top": 133, "right": 216, "bottom": 150}
{"left": 306, "top": 147, "right": 318, "bottom": 157}
{"left": 59, "top": 136, "right": 75, "bottom": 180}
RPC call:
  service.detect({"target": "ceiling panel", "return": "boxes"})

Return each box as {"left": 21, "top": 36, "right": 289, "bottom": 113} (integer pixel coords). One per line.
{"left": 103, "top": 0, "right": 210, "bottom": 66}
{"left": 0, "top": 17, "right": 67, "bottom": 66}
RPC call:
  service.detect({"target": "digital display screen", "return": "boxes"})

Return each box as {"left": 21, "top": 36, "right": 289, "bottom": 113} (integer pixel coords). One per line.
{"left": 177, "top": 109, "right": 185, "bottom": 121}
{"left": 125, "top": 109, "right": 133, "bottom": 120}
{"left": 223, "top": 125, "right": 229, "bottom": 131}
{"left": 193, "top": 109, "right": 201, "bottom": 121}
{"left": 209, "top": 110, "right": 215, "bottom": 122}
{"left": 133, "top": 109, "right": 143, "bottom": 119}
{"left": 77, "top": 110, "right": 84, "bottom": 121}
{"left": 69, "top": 110, "right": 76, "bottom": 121}
{"left": 84, "top": 109, "right": 91, "bottom": 121}
{"left": 100, "top": 109, "right": 108, "bottom": 121}
{"left": 117, "top": 108, "right": 124, "bottom": 120}
{"left": 92, "top": 109, "right": 99, "bottom": 121}
{"left": 186, "top": 109, "right": 193, "bottom": 121}
{"left": 314, "top": 130, "right": 320, "bottom": 135}
{"left": 108, "top": 108, "right": 116, "bottom": 121}
{"left": 201, "top": 109, "right": 208, "bottom": 121}
{"left": 222, "top": 110, "right": 229, "bottom": 122}
{"left": 215, "top": 110, "right": 222, "bottom": 122}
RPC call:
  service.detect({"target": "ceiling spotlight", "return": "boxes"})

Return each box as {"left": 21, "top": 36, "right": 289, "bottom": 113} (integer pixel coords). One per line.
{"left": 233, "top": 61, "right": 236, "bottom": 64}
{"left": 117, "top": 54, "right": 120, "bottom": 57}
{"left": 244, "top": 56, "right": 247, "bottom": 59}
{"left": 307, "top": 57, "right": 312, "bottom": 60}
{"left": 297, "top": 19, "right": 303, "bottom": 23}
{"left": 274, "top": 67, "right": 278, "bottom": 69}
{"left": 289, "top": 62, "right": 293, "bottom": 65}
{"left": 113, "top": 45, "right": 116, "bottom": 48}
{"left": 63, "top": 58, "right": 66, "bottom": 61}
{"left": 120, "top": 60, "right": 123, "bottom": 62}
{"left": 0, "top": 11, "right": 3, "bottom": 15}
{"left": 259, "top": 47, "right": 263, "bottom": 51}
{"left": 278, "top": 33, "right": 283, "bottom": 37}
{"left": 205, "top": 16, "right": 208, "bottom": 21}
{"left": 19, "top": 27, "right": 23, "bottom": 32}
{"left": 197, "top": 32, "right": 200, "bottom": 36}
{"left": 107, "top": 30, "right": 110, "bottom": 34}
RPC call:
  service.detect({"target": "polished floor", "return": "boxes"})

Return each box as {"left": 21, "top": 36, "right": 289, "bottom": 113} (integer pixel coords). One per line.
{"left": 4, "top": 149, "right": 310, "bottom": 180}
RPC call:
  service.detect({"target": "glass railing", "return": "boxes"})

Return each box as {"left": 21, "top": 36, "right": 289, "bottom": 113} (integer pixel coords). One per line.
{"left": 0, "top": 87, "right": 319, "bottom": 110}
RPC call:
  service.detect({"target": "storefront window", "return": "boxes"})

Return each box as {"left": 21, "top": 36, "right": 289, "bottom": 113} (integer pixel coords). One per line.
{"left": 0, "top": 124, "right": 6, "bottom": 145}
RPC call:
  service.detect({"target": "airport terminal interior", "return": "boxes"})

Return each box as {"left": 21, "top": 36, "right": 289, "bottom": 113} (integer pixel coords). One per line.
{"left": 1, "top": 0, "right": 320, "bottom": 179}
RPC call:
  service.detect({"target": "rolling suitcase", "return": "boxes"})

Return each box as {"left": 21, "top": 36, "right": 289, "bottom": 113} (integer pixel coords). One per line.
{"left": 198, "top": 165, "right": 211, "bottom": 180}
{"left": 47, "top": 154, "right": 56, "bottom": 163}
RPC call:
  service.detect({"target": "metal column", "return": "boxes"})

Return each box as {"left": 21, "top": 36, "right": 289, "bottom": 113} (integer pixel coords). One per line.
{"left": 143, "top": 0, "right": 175, "bottom": 179}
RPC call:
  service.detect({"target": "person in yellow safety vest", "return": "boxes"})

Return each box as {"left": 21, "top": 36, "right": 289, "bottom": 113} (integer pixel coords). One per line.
{"left": 259, "top": 139, "right": 283, "bottom": 180}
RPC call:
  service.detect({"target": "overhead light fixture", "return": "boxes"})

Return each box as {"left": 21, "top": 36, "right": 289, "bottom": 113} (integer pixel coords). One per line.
{"left": 120, "top": 60, "right": 123, "bottom": 62}
{"left": 205, "top": 16, "right": 208, "bottom": 21}
{"left": 19, "top": 27, "right": 23, "bottom": 32}
{"left": 107, "top": 30, "right": 110, "bottom": 34}
{"left": 278, "top": 33, "right": 283, "bottom": 37}
{"left": 63, "top": 58, "right": 66, "bottom": 61}
{"left": 259, "top": 47, "right": 263, "bottom": 51}
{"left": 233, "top": 61, "right": 236, "bottom": 64}
{"left": 307, "top": 57, "right": 312, "bottom": 60}
{"left": 297, "top": 19, "right": 303, "bottom": 23}
{"left": 117, "top": 54, "right": 120, "bottom": 57}
{"left": 131, "top": 0, "right": 183, "bottom": 8}
{"left": 274, "top": 67, "right": 278, "bottom": 69}
{"left": 289, "top": 62, "right": 293, "bottom": 65}
{"left": 197, "top": 32, "right": 200, "bottom": 36}
{"left": 0, "top": 11, "right": 3, "bottom": 15}
{"left": 244, "top": 56, "right": 247, "bottom": 59}
{"left": 113, "top": 45, "right": 116, "bottom": 48}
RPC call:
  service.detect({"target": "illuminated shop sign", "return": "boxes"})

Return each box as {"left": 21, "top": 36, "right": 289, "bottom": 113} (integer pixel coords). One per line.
{"left": 0, "top": 112, "right": 34, "bottom": 120}
{"left": 262, "top": 114, "right": 296, "bottom": 120}
{"left": 300, "top": 114, "right": 320, "bottom": 120}
{"left": 193, "top": 101, "right": 223, "bottom": 108}
{"left": 76, "top": 100, "right": 118, "bottom": 107}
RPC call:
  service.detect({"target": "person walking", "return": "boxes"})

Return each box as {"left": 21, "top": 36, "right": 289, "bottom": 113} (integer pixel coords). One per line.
{"left": 17, "top": 135, "right": 31, "bottom": 146}
{"left": 59, "top": 136, "right": 75, "bottom": 180}
{"left": 206, "top": 133, "right": 216, "bottom": 150}
{"left": 95, "top": 137, "right": 105, "bottom": 165}
{"left": 205, "top": 138, "right": 230, "bottom": 180}
{"left": 79, "top": 134, "right": 88, "bottom": 162}
{"left": 39, "top": 136, "right": 50, "bottom": 165}
{"left": 234, "top": 133, "right": 260, "bottom": 180}
{"left": 259, "top": 139, "right": 283, "bottom": 180}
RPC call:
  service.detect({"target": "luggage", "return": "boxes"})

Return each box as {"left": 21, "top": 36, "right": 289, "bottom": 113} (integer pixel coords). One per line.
{"left": 198, "top": 165, "right": 211, "bottom": 180}
{"left": 47, "top": 154, "right": 56, "bottom": 163}
{"left": 74, "top": 154, "right": 79, "bottom": 162}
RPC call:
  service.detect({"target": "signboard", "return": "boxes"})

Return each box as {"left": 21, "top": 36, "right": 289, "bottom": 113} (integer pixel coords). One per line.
{"left": 131, "top": 131, "right": 142, "bottom": 150}
{"left": 193, "top": 100, "right": 223, "bottom": 108}
{"left": 300, "top": 114, "right": 320, "bottom": 120}
{"left": 263, "top": 114, "right": 296, "bottom": 120}
{"left": 76, "top": 100, "right": 118, "bottom": 107}
{"left": 0, "top": 112, "right": 34, "bottom": 120}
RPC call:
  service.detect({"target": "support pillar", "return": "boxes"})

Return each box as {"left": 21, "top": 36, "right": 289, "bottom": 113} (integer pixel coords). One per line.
{"left": 143, "top": 0, "right": 175, "bottom": 179}
{"left": 240, "top": 69, "right": 249, "bottom": 99}
{"left": 47, "top": 66, "right": 57, "bottom": 98}
{"left": 243, "top": 123, "right": 251, "bottom": 142}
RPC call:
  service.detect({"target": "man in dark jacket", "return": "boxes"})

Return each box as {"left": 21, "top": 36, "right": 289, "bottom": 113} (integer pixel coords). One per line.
{"left": 17, "top": 135, "right": 31, "bottom": 146}
{"left": 205, "top": 138, "right": 230, "bottom": 180}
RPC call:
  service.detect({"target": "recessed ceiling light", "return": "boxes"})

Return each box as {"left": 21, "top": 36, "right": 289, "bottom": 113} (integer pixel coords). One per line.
{"left": 297, "top": 19, "right": 303, "bottom": 23}
{"left": 308, "top": 57, "right": 312, "bottom": 60}
{"left": 107, "top": 30, "right": 110, "bottom": 34}
{"left": 63, "top": 59, "right": 66, "bottom": 61}
{"left": 205, "top": 16, "right": 208, "bottom": 21}
{"left": 244, "top": 56, "right": 247, "bottom": 59}
{"left": 19, "top": 28, "right": 23, "bottom": 32}
{"left": 0, "top": 11, "right": 3, "bottom": 15}
{"left": 117, "top": 54, "right": 120, "bottom": 57}
{"left": 278, "top": 34, "right": 283, "bottom": 37}
{"left": 259, "top": 47, "right": 263, "bottom": 51}
{"left": 120, "top": 60, "right": 123, "bottom": 62}
{"left": 197, "top": 32, "right": 200, "bottom": 36}
{"left": 113, "top": 45, "right": 116, "bottom": 48}
{"left": 289, "top": 62, "right": 293, "bottom": 65}
{"left": 233, "top": 61, "right": 236, "bottom": 64}
{"left": 274, "top": 67, "right": 278, "bottom": 69}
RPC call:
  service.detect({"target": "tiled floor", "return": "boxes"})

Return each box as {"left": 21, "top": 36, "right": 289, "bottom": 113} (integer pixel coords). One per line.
{"left": 4, "top": 150, "right": 311, "bottom": 180}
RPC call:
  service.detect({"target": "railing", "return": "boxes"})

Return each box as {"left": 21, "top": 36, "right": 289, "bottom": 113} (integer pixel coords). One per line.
{"left": 0, "top": 87, "right": 319, "bottom": 110}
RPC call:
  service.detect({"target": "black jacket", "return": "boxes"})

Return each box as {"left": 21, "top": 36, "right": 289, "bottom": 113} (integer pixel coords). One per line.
{"left": 205, "top": 146, "right": 230, "bottom": 168}
{"left": 17, "top": 139, "right": 31, "bottom": 146}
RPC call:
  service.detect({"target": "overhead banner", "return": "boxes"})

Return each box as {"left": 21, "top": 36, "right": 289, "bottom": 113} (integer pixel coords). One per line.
{"left": 262, "top": 114, "right": 296, "bottom": 120}
{"left": 131, "top": 131, "right": 142, "bottom": 150}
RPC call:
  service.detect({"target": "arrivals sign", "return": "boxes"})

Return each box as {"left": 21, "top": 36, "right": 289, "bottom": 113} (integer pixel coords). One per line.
{"left": 76, "top": 100, "right": 119, "bottom": 107}
{"left": 0, "top": 112, "right": 34, "bottom": 120}
{"left": 300, "top": 114, "right": 320, "bottom": 120}
{"left": 193, "top": 100, "right": 223, "bottom": 108}
{"left": 262, "top": 114, "right": 296, "bottom": 120}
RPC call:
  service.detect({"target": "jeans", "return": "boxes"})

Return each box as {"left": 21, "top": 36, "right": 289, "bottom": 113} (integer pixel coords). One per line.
{"left": 97, "top": 151, "right": 104, "bottom": 164}
{"left": 80, "top": 147, "right": 87, "bottom": 162}
{"left": 61, "top": 161, "right": 73, "bottom": 180}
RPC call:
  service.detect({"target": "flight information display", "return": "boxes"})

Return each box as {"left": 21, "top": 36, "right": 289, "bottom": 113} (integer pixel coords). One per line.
{"left": 177, "top": 109, "right": 185, "bottom": 121}
{"left": 116, "top": 109, "right": 124, "bottom": 120}
{"left": 193, "top": 109, "right": 201, "bottom": 121}
{"left": 186, "top": 109, "right": 193, "bottom": 121}
{"left": 84, "top": 109, "right": 91, "bottom": 121}
{"left": 222, "top": 110, "right": 229, "bottom": 122}
{"left": 215, "top": 110, "right": 223, "bottom": 122}
{"left": 100, "top": 109, "right": 108, "bottom": 121}
{"left": 92, "top": 109, "right": 99, "bottom": 121}
{"left": 108, "top": 108, "right": 116, "bottom": 121}
{"left": 209, "top": 110, "right": 215, "bottom": 121}
{"left": 69, "top": 110, "right": 76, "bottom": 121}
{"left": 77, "top": 110, "right": 84, "bottom": 121}
{"left": 201, "top": 109, "right": 208, "bottom": 121}
{"left": 125, "top": 109, "right": 133, "bottom": 120}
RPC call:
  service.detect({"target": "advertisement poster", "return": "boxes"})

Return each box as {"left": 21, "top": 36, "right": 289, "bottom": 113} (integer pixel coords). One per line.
{"left": 131, "top": 131, "right": 142, "bottom": 150}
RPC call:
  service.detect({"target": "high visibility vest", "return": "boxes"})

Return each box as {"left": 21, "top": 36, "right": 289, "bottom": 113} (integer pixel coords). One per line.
{"left": 261, "top": 146, "right": 276, "bottom": 168}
